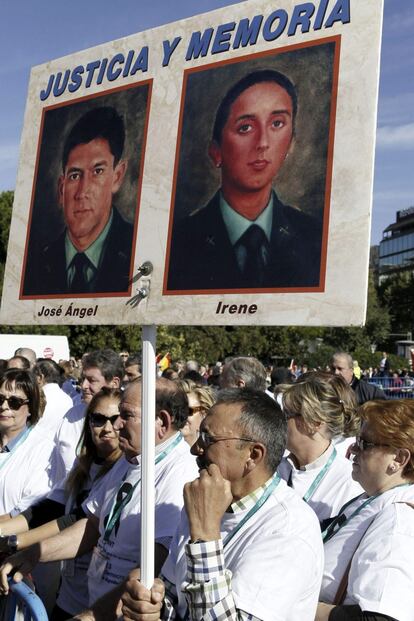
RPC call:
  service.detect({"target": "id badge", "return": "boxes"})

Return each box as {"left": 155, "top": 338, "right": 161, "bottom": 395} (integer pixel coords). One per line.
{"left": 87, "top": 546, "right": 108, "bottom": 581}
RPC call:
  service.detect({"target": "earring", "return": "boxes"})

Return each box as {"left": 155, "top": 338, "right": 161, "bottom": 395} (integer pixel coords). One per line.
{"left": 390, "top": 464, "right": 396, "bottom": 472}
{"left": 216, "top": 162, "right": 222, "bottom": 168}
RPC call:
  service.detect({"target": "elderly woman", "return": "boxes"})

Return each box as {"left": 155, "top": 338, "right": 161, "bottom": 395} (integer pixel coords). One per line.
{"left": 316, "top": 399, "right": 414, "bottom": 621}
{"left": 0, "top": 369, "right": 54, "bottom": 518}
{"left": 177, "top": 379, "right": 216, "bottom": 446}
{"left": 278, "top": 372, "right": 362, "bottom": 522}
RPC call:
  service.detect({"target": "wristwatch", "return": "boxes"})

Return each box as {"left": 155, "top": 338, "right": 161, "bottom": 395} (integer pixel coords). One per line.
{"left": 7, "top": 535, "right": 18, "bottom": 554}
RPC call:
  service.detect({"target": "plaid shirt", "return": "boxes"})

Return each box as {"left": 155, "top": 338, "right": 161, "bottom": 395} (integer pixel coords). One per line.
{"left": 161, "top": 479, "right": 274, "bottom": 621}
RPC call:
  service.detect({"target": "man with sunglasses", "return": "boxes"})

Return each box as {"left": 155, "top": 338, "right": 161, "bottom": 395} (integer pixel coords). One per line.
{"left": 0, "top": 379, "right": 198, "bottom": 616}
{"left": 121, "top": 388, "right": 324, "bottom": 621}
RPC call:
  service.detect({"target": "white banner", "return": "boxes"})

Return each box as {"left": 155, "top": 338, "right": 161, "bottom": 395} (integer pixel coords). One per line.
{"left": 0, "top": 0, "right": 383, "bottom": 326}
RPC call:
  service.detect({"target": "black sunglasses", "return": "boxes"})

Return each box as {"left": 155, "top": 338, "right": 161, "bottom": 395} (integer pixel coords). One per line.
{"left": 89, "top": 413, "right": 119, "bottom": 427}
{"left": 0, "top": 394, "right": 29, "bottom": 411}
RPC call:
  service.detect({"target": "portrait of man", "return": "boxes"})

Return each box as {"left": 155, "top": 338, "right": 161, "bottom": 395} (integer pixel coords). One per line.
{"left": 22, "top": 83, "right": 150, "bottom": 298}
{"left": 166, "top": 42, "right": 337, "bottom": 293}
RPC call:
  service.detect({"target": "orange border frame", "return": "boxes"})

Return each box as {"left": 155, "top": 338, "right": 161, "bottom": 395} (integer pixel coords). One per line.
{"left": 163, "top": 35, "right": 341, "bottom": 296}
{"left": 19, "top": 78, "right": 153, "bottom": 301}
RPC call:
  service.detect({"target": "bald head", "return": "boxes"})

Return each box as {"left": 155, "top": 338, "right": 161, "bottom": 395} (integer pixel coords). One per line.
{"left": 14, "top": 348, "right": 36, "bottom": 368}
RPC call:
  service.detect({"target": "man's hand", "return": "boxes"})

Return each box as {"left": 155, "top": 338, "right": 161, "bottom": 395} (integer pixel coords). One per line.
{"left": 121, "top": 569, "right": 164, "bottom": 621}
{"left": 184, "top": 464, "right": 232, "bottom": 542}
{"left": 0, "top": 545, "right": 40, "bottom": 595}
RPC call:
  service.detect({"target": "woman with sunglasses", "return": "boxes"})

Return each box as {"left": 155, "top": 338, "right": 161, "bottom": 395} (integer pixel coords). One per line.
{"left": 278, "top": 372, "right": 362, "bottom": 523}
{"left": 177, "top": 380, "right": 216, "bottom": 446}
{"left": 0, "top": 369, "right": 54, "bottom": 519}
{"left": 0, "top": 387, "right": 122, "bottom": 620}
{"left": 316, "top": 399, "right": 414, "bottom": 621}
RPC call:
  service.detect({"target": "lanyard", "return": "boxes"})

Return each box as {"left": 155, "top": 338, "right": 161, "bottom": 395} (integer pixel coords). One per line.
{"left": 222, "top": 473, "right": 281, "bottom": 549}
{"left": 295, "top": 447, "right": 337, "bottom": 503}
{"left": 103, "top": 433, "right": 183, "bottom": 541}
{"left": 0, "top": 426, "right": 33, "bottom": 472}
{"left": 322, "top": 483, "right": 412, "bottom": 543}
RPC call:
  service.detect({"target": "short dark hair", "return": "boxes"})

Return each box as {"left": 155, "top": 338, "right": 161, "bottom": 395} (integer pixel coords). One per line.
{"left": 82, "top": 349, "right": 124, "bottom": 384}
{"left": 215, "top": 388, "right": 287, "bottom": 473}
{"left": 62, "top": 106, "right": 125, "bottom": 170}
{"left": 0, "top": 369, "right": 41, "bottom": 426}
{"left": 125, "top": 355, "right": 141, "bottom": 370}
{"left": 156, "top": 378, "right": 189, "bottom": 431}
{"left": 34, "top": 359, "right": 64, "bottom": 386}
{"left": 212, "top": 69, "right": 298, "bottom": 144}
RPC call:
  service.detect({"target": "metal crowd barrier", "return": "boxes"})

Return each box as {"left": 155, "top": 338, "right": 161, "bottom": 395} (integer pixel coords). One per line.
{"left": 367, "top": 376, "right": 414, "bottom": 399}
{"left": 2, "top": 579, "right": 48, "bottom": 621}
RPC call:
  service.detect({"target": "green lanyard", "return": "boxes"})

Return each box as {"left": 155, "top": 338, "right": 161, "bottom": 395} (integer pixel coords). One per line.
{"left": 223, "top": 473, "right": 281, "bottom": 549}
{"left": 103, "top": 433, "right": 183, "bottom": 542}
{"left": 0, "top": 426, "right": 33, "bottom": 472}
{"left": 300, "top": 447, "right": 337, "bottom": 503}
{"left": 322, "top": 482, "right": 412, "bottom": 543}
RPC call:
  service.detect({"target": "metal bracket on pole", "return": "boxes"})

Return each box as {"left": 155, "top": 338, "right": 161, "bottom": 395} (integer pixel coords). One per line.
{"left": 126, "top": 262, "right": 153, "bottom": 308}
{"left": 140, "top": 324, "right": 156, "bottom": 589}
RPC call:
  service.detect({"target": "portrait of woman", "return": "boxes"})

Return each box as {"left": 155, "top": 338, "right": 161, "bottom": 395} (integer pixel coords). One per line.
{"left": 166, "top": 41, "right": 336, "bottom": 293}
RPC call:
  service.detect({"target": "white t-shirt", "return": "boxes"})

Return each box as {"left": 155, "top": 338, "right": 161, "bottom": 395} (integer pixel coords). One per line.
{"left": 50, "top": 403, "right": 86, "bottom": 483}
{"left": 0, "top": 425, "right": 54, "bottom": 516}
{"left": 54, "top": 462, "right": 117, "bottom": 615}
{"left": 37, "top": 383, "right": 73, "bottom": 437}
{"left": 333, "top": 435, "right": 355, "bottom": 458}
{"left": 162, "top": 478, "right": 324, "bottom": 621}
{"left": 84, "top": 433, "right": 198, "bottom": 604}
{"left": 278, "top": 444, "right": 363, "bottom": 522}
{"left": 321, "top": 483, "right": 414, "bottom": 618}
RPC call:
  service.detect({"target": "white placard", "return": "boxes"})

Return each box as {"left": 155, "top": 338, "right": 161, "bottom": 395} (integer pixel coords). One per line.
{"left": 0, "top": 0, "right": 383, "bottom": 326}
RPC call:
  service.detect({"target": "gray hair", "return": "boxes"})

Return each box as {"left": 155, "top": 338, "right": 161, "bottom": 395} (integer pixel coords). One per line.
{"left": 221, "top": 357, "right": 267, "bottom": 391}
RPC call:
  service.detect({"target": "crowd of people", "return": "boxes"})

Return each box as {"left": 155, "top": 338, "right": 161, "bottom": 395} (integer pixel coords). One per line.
{"left": 0, "top": 346, "right": 412, "bottom": 621}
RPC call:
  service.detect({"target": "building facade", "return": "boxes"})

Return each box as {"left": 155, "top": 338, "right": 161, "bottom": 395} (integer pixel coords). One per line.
{"left": 379, "top": 206, "right": 414, "bottom": 283}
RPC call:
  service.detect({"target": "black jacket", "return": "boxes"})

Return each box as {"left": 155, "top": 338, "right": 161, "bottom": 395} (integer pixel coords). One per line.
{"left": 166, "top": 190, "right": 323, "bottom": 292}
{"left": 23, "top": 208, "right": 134, "bottom": 296}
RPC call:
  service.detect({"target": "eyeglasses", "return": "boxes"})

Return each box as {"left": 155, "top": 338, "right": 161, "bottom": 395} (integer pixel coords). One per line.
{"left": 0, "top": 394, "right": 29, "bottom": 411}
{"left": 188, "top": 406, "right": 205, "bottom": 415}
{"left": 198, "top": 430, "right": 255, "bottom": 448}
{"left": 354, "top": 437, "right": 392, "bottom": 451}
{"left": 89, "top": 413, "right": 119, "bottom": 427}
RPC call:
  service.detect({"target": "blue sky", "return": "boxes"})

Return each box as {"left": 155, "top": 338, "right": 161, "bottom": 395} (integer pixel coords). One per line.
{"left": 0, "top": 0, "right": 412, "bottom": 245}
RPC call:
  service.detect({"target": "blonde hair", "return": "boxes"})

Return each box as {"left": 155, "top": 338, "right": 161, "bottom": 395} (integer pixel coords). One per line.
{"left": 177, "top": 379, "right": 216, "bottom": 412}
{"left": 359, "top": 400, "right": 414, "bottom": 481}
{"left": 282, "top": 371, "right": 359, "bottom": 438}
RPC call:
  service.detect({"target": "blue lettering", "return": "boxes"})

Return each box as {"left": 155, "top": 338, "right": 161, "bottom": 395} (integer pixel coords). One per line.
{"left": 185, "top": 28, "right": 214, "bottom": 60}
{"left": 96, "top": 58, "right": 108, "bottom": 85}
{"left": 288, "top": 3, "right": 315, "bottom": 36}
{"left": 68, "top": 65, "right": 84, "bottom": 93}
{"left": 325, "top": 0, "right": 350, "bottom": 28}
{"left": 211, "top": 22, "right": 235, "bottom": 55}
{"left": 262, "top": 10, "right": 288, "bottom": 41}
{"left": 40, "top": 74, "right": 54, "bottom": 101}
{"left": 123, "top": 50, "right": 135, "bottom": 76}
{"left": 314, "top": 0, "right": 330, "bottom": 30}
{"left": 107, "top": 53, "right": 124, "bottom": 81}
{"left": 162, "top": 37, "right": 181, "bottom": 67}
{"left": 85, "top": 60, "right": 100, "bottom": 88}
{"left": 53, "top": 70, "right": 70, "bottom": 97}
{"left": 130, "top": 47, "right": 148, "bottom": 74}
{"left": 233, "top": 15, "right": 263, "bottom": 49}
